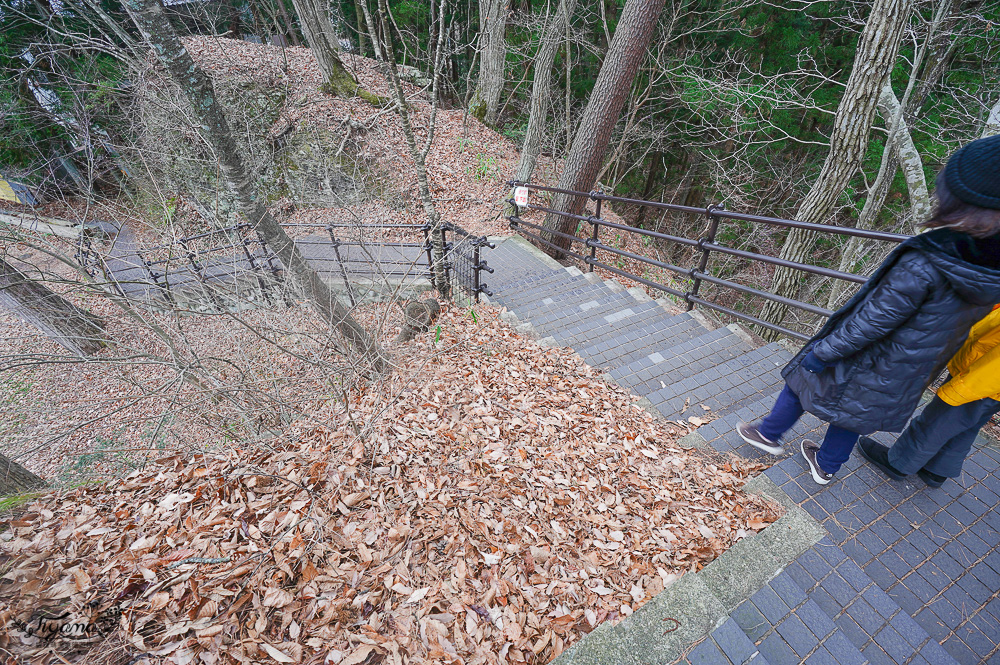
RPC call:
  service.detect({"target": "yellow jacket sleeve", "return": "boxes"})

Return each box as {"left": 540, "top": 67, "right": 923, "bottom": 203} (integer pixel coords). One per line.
{"left": 938, "top": 343, "right": 1000, "bottom": 405}
{"left": 938, "top": 308, "right": 1000, "bottom": 406}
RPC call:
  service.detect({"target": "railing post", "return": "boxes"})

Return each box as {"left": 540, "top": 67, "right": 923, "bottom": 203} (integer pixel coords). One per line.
{"left": 422, "top": 223, "right": 434, "bottom": 281}
{"left": 180, "top": 238, "right": 205, "bottom": 281}
{"left": 686, "top": 204, "right": 723, "bottom": 311}
{"left": 588, "top": 191, "right": 602, "bottom": 273}
{"left": 442, "top": 223, "right": 452, "bottom": 286}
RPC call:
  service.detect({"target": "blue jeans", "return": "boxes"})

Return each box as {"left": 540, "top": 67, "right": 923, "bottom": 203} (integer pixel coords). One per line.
{"left": 887, "top": 396, "right": 1000, "bottom": 478}
{"left": 758, "top": 384, "right": 860, "bottom": 475}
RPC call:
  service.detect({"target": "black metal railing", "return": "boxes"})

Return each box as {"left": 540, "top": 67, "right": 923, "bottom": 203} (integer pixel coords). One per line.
{"left": 507, "top": 182, "right": 909, "bottom": 341}
{"left": 85, "top": 218, "right": 495, "bottom": 308}
{"left": 445, "top": 223, "right": 495, "bottom": 301}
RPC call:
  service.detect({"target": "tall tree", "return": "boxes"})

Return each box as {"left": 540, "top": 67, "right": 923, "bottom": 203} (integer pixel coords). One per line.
{"left": 0, "top": 257, "right": 110, "bottom": 357}
{"left": 468, "top": 0, "right": 507, "bottom": 126}
{"left": 124, "top": 0, "right": 386, "bottom": 374}
{"left": 376, "top": 0, "right": 450, "bottom": 296}
{"left": 541, "top": 0, "right": 667, "bottom": 256}
{"left": 288, "top": 0, "right": 380, "bottom": 101}
{"left": 353, "top": 0, "right": 368, "bottom": 56}
{"left": 357, "top": 0, "right": 384, "bottom": 61}
{"left": 756, "top": 0, "right": 912, "bottom": 335}
{"left": 516, "top": 0, "right": 578, "bottom": 183}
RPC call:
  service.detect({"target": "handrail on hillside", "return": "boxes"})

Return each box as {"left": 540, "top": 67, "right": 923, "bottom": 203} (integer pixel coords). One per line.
{"left": 506, "top": 181, "right": 910, "bottom": 341}
{"left": 79, "top": 218, "right": 495, "bottom": 307}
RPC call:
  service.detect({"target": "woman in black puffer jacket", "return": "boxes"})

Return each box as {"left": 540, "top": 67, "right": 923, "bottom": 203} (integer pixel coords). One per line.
{"left": 738, "top": 135, "right": 1000, "bottom": 485}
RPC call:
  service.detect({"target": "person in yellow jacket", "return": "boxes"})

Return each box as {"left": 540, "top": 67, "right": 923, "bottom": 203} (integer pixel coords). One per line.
{"left": 858, "top": 307, "right": 1000, "bottom": 487}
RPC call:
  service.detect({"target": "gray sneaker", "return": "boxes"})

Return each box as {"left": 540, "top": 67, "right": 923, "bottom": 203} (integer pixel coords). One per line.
{"left": 737, "top": 421, "right": 783, "bottom": 455}
{"left": 801, "top": 439, "right": 833, "bottom": 485}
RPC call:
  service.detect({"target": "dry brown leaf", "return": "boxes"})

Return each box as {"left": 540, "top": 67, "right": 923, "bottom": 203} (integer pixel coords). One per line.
{"left": 261, "top": 643, "right": 295, "bottom": 663}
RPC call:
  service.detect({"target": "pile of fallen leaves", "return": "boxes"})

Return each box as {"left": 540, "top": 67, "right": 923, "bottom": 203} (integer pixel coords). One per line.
{"left": 0, "top": 306, "right": 780, "bottom": 665}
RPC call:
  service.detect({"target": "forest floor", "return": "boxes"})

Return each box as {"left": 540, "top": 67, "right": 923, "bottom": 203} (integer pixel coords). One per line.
{"left": 0, "top": 36, "right": 787, "bottom": 665}
{"left": 0, "top": 298, "right": 780, "bottom": 665}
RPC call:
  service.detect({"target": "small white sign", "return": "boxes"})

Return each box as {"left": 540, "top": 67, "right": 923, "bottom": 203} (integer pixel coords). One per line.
{"left": 514, "top": 186, "right": 529, "bottom": 207}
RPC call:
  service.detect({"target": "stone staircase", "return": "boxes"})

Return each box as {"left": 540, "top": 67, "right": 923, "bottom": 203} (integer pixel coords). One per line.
{"left": 483, "top": 236, "right": 1000, "bottom": 665}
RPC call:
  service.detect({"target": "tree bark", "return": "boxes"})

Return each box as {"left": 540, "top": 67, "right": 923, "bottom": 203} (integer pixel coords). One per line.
{"left": 516, "top": 0, "right": 578, "bottom": 183}
{"left": 468, "top": 0, "right": 507, "bottom": 126}
{"left": 274, "top": 0, "right": 302, "bottom": 46}
{"left": 541, "top": 0, "right": 666, "bottom": 256}
{"left": 357, "top": 0, "right": 384, "bottom": 61}
{"left": 0, "top": 258, "right": 109, "bottom": 356}
{"left": 757, "top": 0, "right": 912, "bottom": 336}
{"left": 982, "top": 97, "right": 1000, "bottom": 138}
{"left": 376, "top": 0, "right": 450, "bottom": 297}
{"left": 0, "top": 453, "right": 45, "bottom": 496}
{"left": 882, "top": 87, "right": 931, "bottom": 226}
{"left": 353, "top": 0, "right": 368, "bottom": 56}
{"left": 125, "top": 0, "right": 386, "bottom": 375}
{"left": 825, "top": 0, "right": 954, "bottom": 310}
{"left": 288, "top": 0, "right": 381, "bottom": 102}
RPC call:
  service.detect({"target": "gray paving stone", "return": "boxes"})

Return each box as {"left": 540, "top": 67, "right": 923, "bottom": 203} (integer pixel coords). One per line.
{"left": 796, "top": 600, "right": 836, "bottom": 640}
{"left": 942, "top": 635, "right": 979, "bottom": 664}
{"left": 818, "top": 631, "right": 867, "bottom": 665}
{"left": 752, "top": 586, "right": 790, "bottom": 625}
{"left": 757, "top": 632, "right": 798, "bottom": 665}
{"left": 774, "top": 613, "right": 815, "bottom": 657}
{"left": 687, "top": 638, "right": 731, "bottom": 665}
{"left": 649, "top": 343, "right": 792, "bottom": 420}
{"left": 733, "top": 601, "right": 770, "bottom": 642}
{"left": 770, "top": 572, "right": 806, "bottom": 608}
{"left": 833, "top": 614, "right": 869, "bottom": 649}
{"left": 487, "top": 238, "right": 1000, "bottom": 665}
{"left": 711, "top": 618, "right": 758, "bottom": 665}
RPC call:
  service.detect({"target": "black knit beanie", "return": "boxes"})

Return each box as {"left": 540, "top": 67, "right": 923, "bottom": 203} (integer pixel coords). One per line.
{"left": 944, "top": 134, "right": 1000, "bottom": 210}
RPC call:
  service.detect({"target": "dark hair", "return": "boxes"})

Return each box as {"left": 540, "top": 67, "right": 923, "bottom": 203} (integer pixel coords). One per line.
{"left": 921, "top": 171, "right": 1000, "bottom": 238}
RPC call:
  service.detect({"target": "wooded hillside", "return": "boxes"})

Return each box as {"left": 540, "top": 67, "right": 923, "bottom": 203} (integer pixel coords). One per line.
{"left": 1, "top": 0, "right": 999, "bottom": 662}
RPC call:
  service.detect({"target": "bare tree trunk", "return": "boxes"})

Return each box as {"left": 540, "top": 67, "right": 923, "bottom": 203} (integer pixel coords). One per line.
{"left": 516, "top": 0, "right": 578, "bottom": 183}
{"left": 757, "top": 0, "right": 912, "bottom": 337}
{"left": 288, "top": 0, "right": 381, "bottom": 101}
{"left": 826, "top": 0, "right": 953, "bottom": 310}
{"left": 125, "top": 0, "right": 386, "bottom": 374}
{"left": 353, "top": 0, "right": 368, "bottom": 56}
{"left": 358, "top": 0, "right": 384, "bottom": 61}
{"left": 541, "top": 0, "right": 666, "bottom": 257}
{"left": 468, "top": 0, "right": 507, "bottom": 126}
{"left": 0, "top": 453, "right": 45, "bottom": 496}
{"left": 274, "top": 0, "right": 302, "bottom": 46}
{"left": 982, "top": 97, "right": 1000, "bottom": 138}
{"left": 376, "top": 0, "right": 450, "bottom": 297}
{"left": 0, "top": 258, "right": 109, "bottom": 356}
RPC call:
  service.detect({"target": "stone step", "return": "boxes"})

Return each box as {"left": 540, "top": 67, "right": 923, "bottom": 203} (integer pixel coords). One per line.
{"left": 483, "top": 237, "right": 561, "bottom": 287}
{"left": 607, "top": 324, "right": 755, "bottom": 398}
{"left": 646, "top": 342, "right": 792, "bottom": 421}
{"left": 490, "top": 268, "right": 587, "bottom": 305}
{"left": 575, "top": 313, "right": 712, "bottom": 370}
{"left": 496, "top": 272, "right": 602, "bottom": 309}
{"left": 507, "top": 281, "right": 624, "bottom": 320}
{"left": 546, "top": 301, "right": 678, "bottom": 350}
{"left": 528, "top": 293, "right": 641, "bottom": 336}
{"left": 492, "top": 262, "right": 576, "bottom": 288}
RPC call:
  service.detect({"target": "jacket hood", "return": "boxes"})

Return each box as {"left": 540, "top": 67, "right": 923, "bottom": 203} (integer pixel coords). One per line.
{"left": 910, "top": 229, "right": 1000, "bottom": 306}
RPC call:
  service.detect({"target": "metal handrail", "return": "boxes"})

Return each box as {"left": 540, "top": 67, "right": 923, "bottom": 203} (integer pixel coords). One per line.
{"left": 507, "top": 181, "right": 909, "bottom": 338}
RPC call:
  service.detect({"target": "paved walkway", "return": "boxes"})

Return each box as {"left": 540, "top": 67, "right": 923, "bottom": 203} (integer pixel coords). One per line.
{"left": 693, "top": 409, "right": 1000, "bottom": 665}
{"left": 483, "top": 235, "right": 1000, "bottom": 665}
